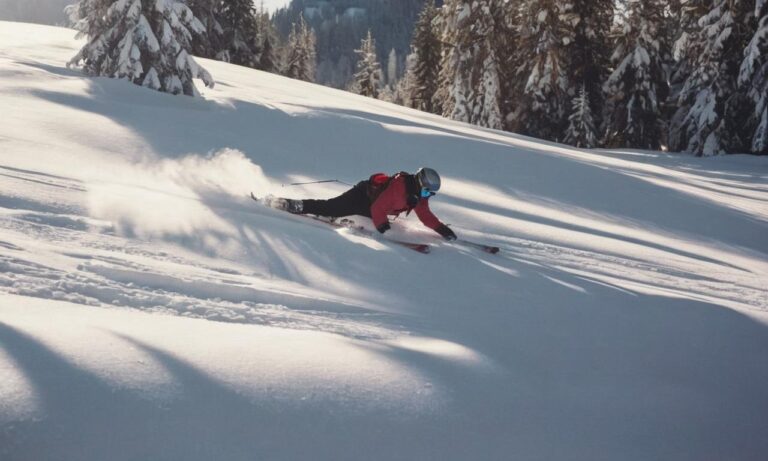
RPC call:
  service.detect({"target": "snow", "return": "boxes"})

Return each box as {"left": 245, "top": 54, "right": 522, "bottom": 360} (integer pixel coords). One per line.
{"left": 1, "top": 21, "right": 768, "bottom": 460}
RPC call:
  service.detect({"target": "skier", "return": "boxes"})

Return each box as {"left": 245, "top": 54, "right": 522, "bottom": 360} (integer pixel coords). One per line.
{"left": 270, "top": 167, "right": 457, "bottom": 241}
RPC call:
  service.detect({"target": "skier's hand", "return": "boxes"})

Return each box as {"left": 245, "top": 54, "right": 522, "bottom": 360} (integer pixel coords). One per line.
{"left": 436, "top": 224, "right": 457, "bottom": 241}
{"left": 377, "top": 222, "right": 391, "bottom": 234}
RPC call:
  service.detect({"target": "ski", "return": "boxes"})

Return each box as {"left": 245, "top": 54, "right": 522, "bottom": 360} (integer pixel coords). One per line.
{"left": 250, "top": 193, "right": 431, "bottom": 254}
{"left": 324, "top": 217, "right": 431, "bottom": 254}
{"left": 455, "top": 239, "right": 500, "bottom": 254}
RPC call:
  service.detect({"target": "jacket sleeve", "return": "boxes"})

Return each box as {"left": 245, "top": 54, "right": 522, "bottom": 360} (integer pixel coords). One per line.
{"left": 414, "top": 199, "right": 442, "bottom": 230}
{"left": 370, "top": 178, "right": 403, "bottom": 228}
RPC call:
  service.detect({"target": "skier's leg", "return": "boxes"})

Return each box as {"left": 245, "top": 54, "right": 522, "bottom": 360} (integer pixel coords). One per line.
{"left": 301, "top": 182, "right": 371, "bottom": 218}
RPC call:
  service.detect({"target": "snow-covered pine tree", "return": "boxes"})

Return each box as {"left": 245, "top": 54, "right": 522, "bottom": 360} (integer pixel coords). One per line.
{"left": 659, "top": 1, "right": 683, "bottom": 89}
{"left": 511, "top": 0, "right": 574, "bottom": 140}
{"left": 665, "top": 1, "right": 709, "bottom": 66}
{"left": 186, "top": 0, "right": 225, "bottom": 60}
{"left": 387, "top": 48, "right": 398, "bottom": 86}
{"left": 301, "top": 16, "right": 317, "bottom": 82}
{"left": 256, "top": 4, "right": 279, "bottom": 73}
{"left": 259, "top": 31, "right": 278, "bottom": 73}
{"left": 67, "top": 0, "right": 214, "bottom": 96}
{"left": 396, "top": 50, "right": 418, "bottom": 107}
{"left": 667, "top": 0, "right": 710, "bottom": 152}
{"left": 283, "top": 21, "right": 301, "bottom": 79}
{"left": 217, "top": 0, "right": 260, "bottom": 67}
{"left": 497, "top": 0, "right": 523, "bottom": 131}
{"left": 659, "top": 0, "right": 703, "bottom": 137}
{"left": 469, "top": 0, "right": 504, "bottom": 130}
{"left": 668, "top": 0, "right": 694, "bottom": 73}
{"left": 284, "top": 14, "right": 316, "bottom": 82}
{"left": 562, "top": 0, "right": 613, "bottom": 147}
{"left": 65, "top": 0, "right": 108, "bottom": 40}
{"left": 674, "top": 0, "right": 754, "bottom": 155}
{"left": 378, "top": 84, "right": 395, "bottom": 102}
{"left": 407, "top": 0, "right": 441, "bottom": 113}
{"left": 739, "top": 0, "right": 768, "bottom": 153}
{"left": 435, "top": 0, "right": 503, "bottom": 129}
{"left": 433, "top": 0, "right": 462, "bottom": 120}
{"left": 602, "top": 0, "right": 669, "bottom": 149}
{"left": 564, "top": 84, "right": 598, "bottom": 148}
{"left": 352, "top": 30, "right": 383, "bottom": 98}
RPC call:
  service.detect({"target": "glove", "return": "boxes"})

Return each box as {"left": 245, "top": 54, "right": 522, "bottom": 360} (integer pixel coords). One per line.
{"left": 436, "top": 224, "right": 457, "bottom": 241}
{"left": 377, "top": 222, "right": 391, "bottom": 234}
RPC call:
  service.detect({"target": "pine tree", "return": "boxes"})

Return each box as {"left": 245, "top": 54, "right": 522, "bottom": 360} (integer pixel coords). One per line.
{"left": 284, "top": 21, "right": 302, "bottom": 79}
{"left": 218, "top": 0, "right": 260, "bottom": 67}
{"left": 407, "top": 0, "right": 441, "bottom": 113}
{"left": 674, "top": 0, "right": 754, "bottom": 155}
{"left": 352, "top": 30, "right": 382, "bottom": 98}
{"left": 387, "top": 48, "right": 398, "bottom": 86}
{"left": 67, "top": 0, "right": 214, "bottom": 97}
{"left": 512, "top": 0, "right": 574, "bottom": 140}
{"left": 66, "top": 0, "right": 109, "bottom": 40}
{"left": 667, "top": 0, "right": 710, "bottom": 152}
{"left": 435, "top": 0, "right": 503, "bottom": 129}
{"left": 564, "top": 84, "right": 598, "bottom": 148}
{"left": 602, "top": 0, "right": 669, "bottom": 149}
{"left": 498, "top": 1, "right": 524, "bottom": 131}
{"left": 260, "top": 33, "right": 278, "bottom": 73}
{"left": 302, "top": 17, "right": 317, "bottom": 81}
{"left": 284, "top": 14, "right": 316, "bottom": 82}
{"left": 739, "top": 0, "right": 768, "bottom": 153}
{"left": 397, "top": 51, "right": 418, "bottom": 107}
{"left": 272, "top": 0, "right": 422, "bottom": 89}
{"left": 187, "top": 0, "right": 225, "bottom": 60}
{"left": 256, "top": 4, "right": 280, "bottom": 73}
{"left": 671, "top": 8, "right": 704, "bottom": 80}
{"left": 433, "top": 0, "right": 461, "bottom": 119}
{"left": 562, "top": 0, "right": 613, "bottom": 147}
{"left": 304, "top": 23, "right": 317, "bottom": 82}
{"left": 378, "top": 84, "right": 396, "bottom": 103}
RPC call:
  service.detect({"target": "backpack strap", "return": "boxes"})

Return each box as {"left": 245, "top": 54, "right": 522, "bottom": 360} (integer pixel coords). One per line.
{"left": 392, "top": 172, "right": 420, "bottom": 216}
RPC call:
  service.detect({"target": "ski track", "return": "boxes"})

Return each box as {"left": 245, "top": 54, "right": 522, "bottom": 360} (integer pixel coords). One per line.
{"left": 0, "top": 234, "right": 403, "bottom": 340}
{"left": 0, "top": 170, "right": 405, "bottom": 340}
{"left": 502, "top": 237, "right": 767, "bottom": 311}
{"left": 1, "top": 161, "right": 764, "bottom": 342}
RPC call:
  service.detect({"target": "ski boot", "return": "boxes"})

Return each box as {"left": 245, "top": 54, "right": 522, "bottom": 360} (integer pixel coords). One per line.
{"left": 265, "top": 195, "right": 304, "bottom": 214}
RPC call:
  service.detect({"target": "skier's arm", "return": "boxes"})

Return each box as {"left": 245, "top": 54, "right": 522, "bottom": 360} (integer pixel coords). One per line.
{"left": 370, "top": 181, "right": 401, "bottom": 232}
{"left": 414, "top": 200, "right": 442, "bottom": 230}
{"left": 415, "top": 200, "right": 457, "bottom": 240}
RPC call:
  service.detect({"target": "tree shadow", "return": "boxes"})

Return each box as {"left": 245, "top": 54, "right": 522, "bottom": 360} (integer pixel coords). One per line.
{"left": 444, "top": 194, "right": 754, "bottom": 272}
{"left": 361, "top": 264, "right": 768, "bottom": 460}
{"left": 11, "top": 60, "right": 83, "bottom": 79}
{"left": 0, "top": 321, "right": 240, "bottom": 461}
{"left": 0, "top": 322, "right": 462, "bottom": 460}
{"left": 598, "top": 149, "right": 768, "bottom": 185}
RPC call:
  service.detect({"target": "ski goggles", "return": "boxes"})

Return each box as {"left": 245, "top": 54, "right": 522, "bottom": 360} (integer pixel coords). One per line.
{"left": 420, "top": 187, "right": 435, "bottom": 198}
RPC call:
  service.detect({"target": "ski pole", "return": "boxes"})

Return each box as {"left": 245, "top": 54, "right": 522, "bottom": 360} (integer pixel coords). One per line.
{"left": 281, "top": 179, "right": 354, "bottom": 187}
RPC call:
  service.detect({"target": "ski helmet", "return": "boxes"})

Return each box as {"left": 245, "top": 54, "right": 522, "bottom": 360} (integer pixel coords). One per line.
{"left": 415, "top": 167, "right": 441, "bottom": 192}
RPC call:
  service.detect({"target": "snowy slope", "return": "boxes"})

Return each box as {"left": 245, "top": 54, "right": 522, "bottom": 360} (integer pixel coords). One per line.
{"left": 1, "top": 21, "right": 768, "bottom": 461}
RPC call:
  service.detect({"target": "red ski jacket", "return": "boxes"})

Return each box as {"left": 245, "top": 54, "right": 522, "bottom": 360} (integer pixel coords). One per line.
{"left": 370, "top": 174, "right": 443, "bottom": 230}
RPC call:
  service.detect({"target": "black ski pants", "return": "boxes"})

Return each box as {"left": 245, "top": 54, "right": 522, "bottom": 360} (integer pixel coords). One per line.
{"left": 301, "top": 181, "right": 372, "bottom": 218}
